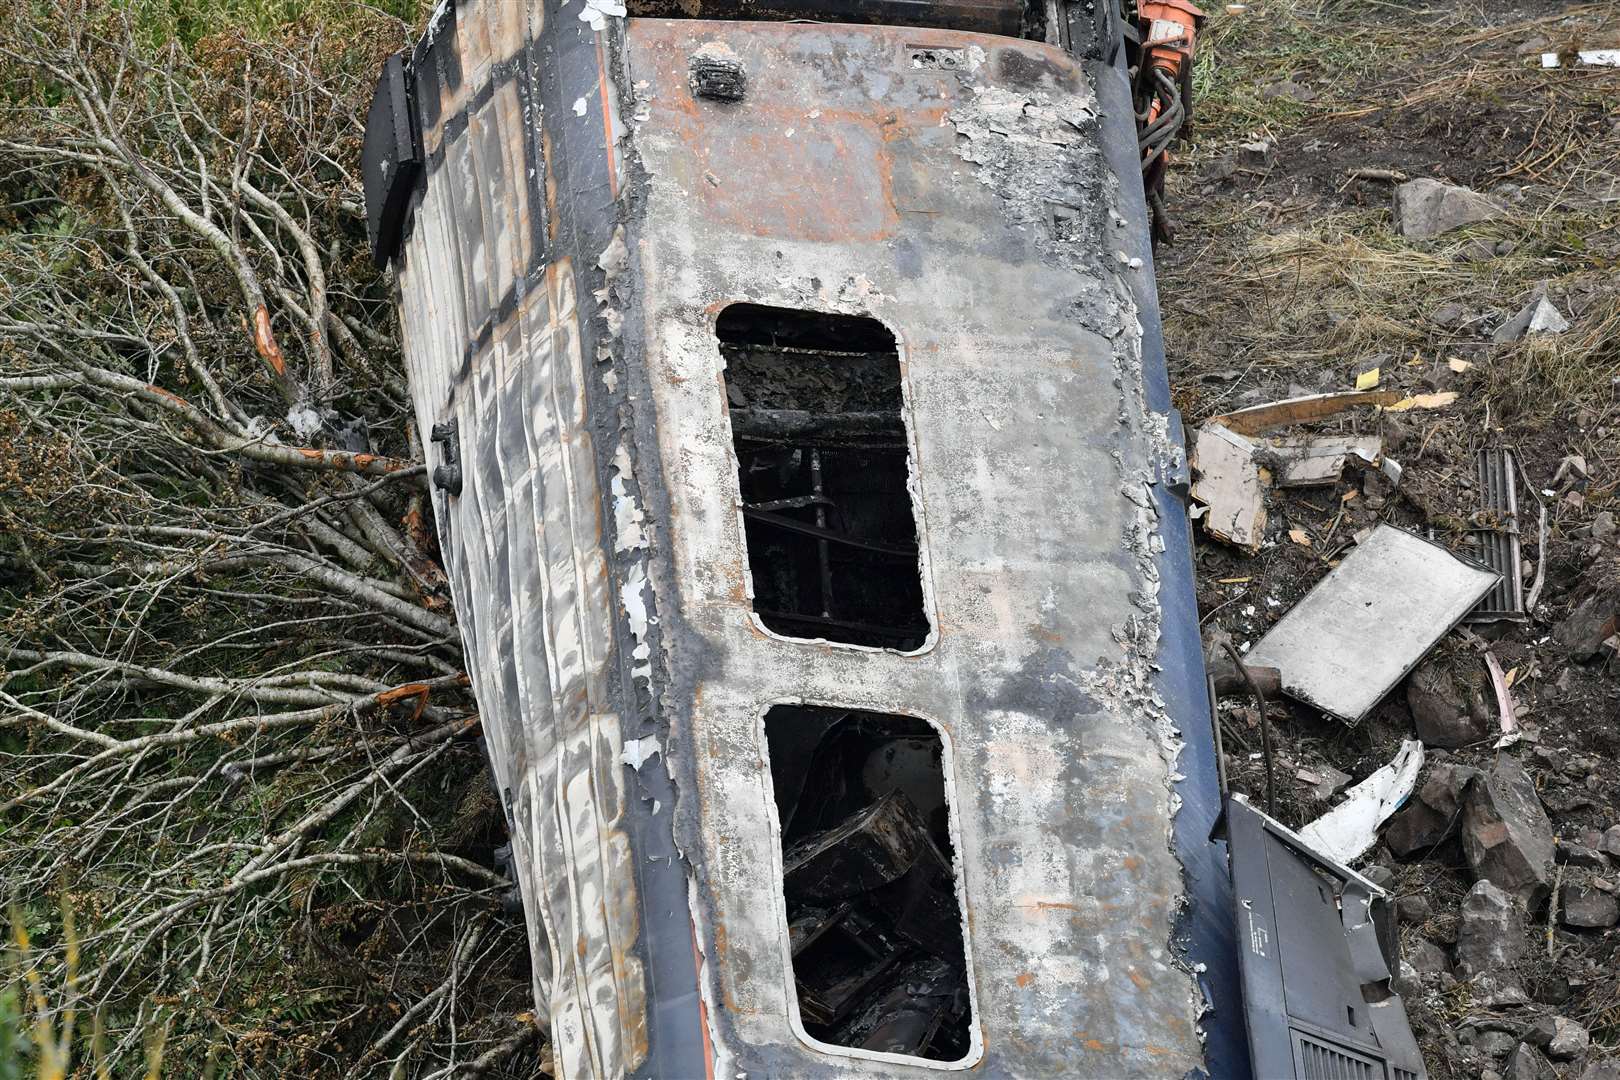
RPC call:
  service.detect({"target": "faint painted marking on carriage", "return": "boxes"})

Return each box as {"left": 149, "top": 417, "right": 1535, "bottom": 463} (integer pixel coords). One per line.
{"left": 1243, "top": 899, "right": 1269, "bottom": 957}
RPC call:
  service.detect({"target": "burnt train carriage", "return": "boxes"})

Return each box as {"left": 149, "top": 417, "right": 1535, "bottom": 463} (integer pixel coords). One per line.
{"left": 364, "top": 0, "right": 1427, "bottom": 1076}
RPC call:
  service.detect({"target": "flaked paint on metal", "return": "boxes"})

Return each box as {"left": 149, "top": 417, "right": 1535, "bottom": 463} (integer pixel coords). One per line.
{"left": 394, "top": 1, "right": 652, "bottom": 1072}
{"left": 622, "top": 19, "right": 1202, "bottom": 1077}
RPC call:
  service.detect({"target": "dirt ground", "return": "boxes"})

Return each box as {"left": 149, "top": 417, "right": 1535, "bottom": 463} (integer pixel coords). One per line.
{"left": 1160, "top": 0, "right": 1620, "bottom": 1075}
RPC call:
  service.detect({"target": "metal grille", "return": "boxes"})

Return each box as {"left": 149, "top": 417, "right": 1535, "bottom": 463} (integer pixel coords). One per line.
{"left": 1467, "top": 447, "right": 1526, "bottom": 621}
{"left": 1294, "top": 1032, "right": 1380, "bottom": 1079}
{"left": 1393, "top": 1069, "right": 1420, "bottom": 1080}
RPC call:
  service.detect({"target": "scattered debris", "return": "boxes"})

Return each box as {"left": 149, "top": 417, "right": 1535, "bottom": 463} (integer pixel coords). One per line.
{"left": 1484, "top": 652, "right": 1521, "bottom": 749}
{"left": 1347, "top": 166, "right": 1407, "bottom": 183}
{"left": 1393, "top": 178, "right": 1506, "bottom": 239}
{"left": 1268, "top": 434, "right": 1381, "bottom": 487}
{"left": 1208, "top": 389, "right": 1399, "bottom": 435}
{"left": 1258, "top": 78, "right": 1316, "bottom": 103}
{"left": 1356, "top": 366, "right": 1381, "bottom": 390}
{"left": 1191, "top": 422, "right": 1266, "bottom": 552}
{"left": 1245, "top": 526, "right": 1500, "bottom": 724}
{"left": 1462, "top": 753, "right": 1557, "bottom": 906}
{"left": 1236, "top": 140, "right": 1272, "bottom": 168}
{"left": 1297, "top": 739, "right": 1424, "bottom": 864}
{"left": 1385, "top": 390, "right": 1459, "bottom": 412}
{"left": 1296, "top": 764, "right": 1352, "bottom": 801}
{"left": 1540, "top": 50, "right": 1620, "bottom": 68}
{"left": 1492, "top": 294, "right": 1570, "bottom": 343}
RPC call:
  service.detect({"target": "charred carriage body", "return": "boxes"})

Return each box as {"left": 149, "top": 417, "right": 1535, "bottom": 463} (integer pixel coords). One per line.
{"left": 368, "top": 0, "right": 1425, "bottom": 1076}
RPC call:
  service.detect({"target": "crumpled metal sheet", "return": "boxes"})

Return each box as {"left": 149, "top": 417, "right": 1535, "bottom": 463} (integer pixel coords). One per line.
{"left": 393, "top": 2, "right": 669, "bottom": 1076}
{"left": 387, "top": 1, "right": 1243, "bottom": 1076}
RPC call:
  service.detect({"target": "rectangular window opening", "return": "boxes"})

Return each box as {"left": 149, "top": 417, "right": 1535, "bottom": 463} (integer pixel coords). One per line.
{"left": 765, "top": 704, "right": 974, "bottom": 1063}
{"left": 719, "top": 303, "right": 929, "bottom": 651}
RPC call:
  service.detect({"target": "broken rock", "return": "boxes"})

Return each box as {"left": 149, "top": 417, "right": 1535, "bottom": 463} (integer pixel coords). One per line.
{"left": 1394, "top": 178, "right": 1506, "bottom": 239}
{"left": 1603, "top": 825, "right": 1620, "bottom": 860}
{"left": 1386, "top": 762, "right": 1478, "bottom": 858}
{"left": 1560, "top": 885, "right": 1620, "bottom": 929}
{"left": 1505, "top": 1042, "right": 1558, "bottom": 1080}
{"left": 1493, "top": 294, "right": 1571, "bottom": 344}
{"left": 1557, "top": 595, "right": 1619, "bottom": 661}
{"left": 1405, "top": 935, "right": 1449, "bottom": 974}
{"left": 1546, "top": 1017, "right": 1592, "bottom": 1061}
{"left": 1455, "top": 880, "right": 1525, "bottom": 979}
{"left": 1406, "top": 657, "right": 1492, "bottom": 747}
{"left": 1462, "top": 754, "right": 1556, "bottom": 905}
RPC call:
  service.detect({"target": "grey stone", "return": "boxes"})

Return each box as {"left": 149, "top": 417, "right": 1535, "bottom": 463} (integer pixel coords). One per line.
{"left": 1387, "top": 763, "right": 1478, "bottom": 857}
{"left": 1457, "top": 237, "right": 1501, "bottom": 263}
{"left": 1558, "top": 596, "right": 1619, "bottom": 661}
{"left": 1406, "top": 935, "right": 1449, "bottom": 974}
{"left": 1397, "top": 893, "right": 1434, "bottom": 923}
{"left": 1557, "top": 841, "right": 1609, "bottom": 869}
{"left": 1236, "top": 140, "right": 1272, "bottom": 167}
{"left": 1548, "top": 1017, "right": 1592, "bottom": 1060}
{"left": 1604, "top": 825, "right": 1620, "bottom": 860}
{"left": 1363, "top": 864, "right": 1395, "bottom": 889}
{"left": 1592, "top": 511, "right": 1616, "bottom": 543}
{"left": 1432, "top": 301, "right": 1470, "bottom": 327}
{"left": 1505, "top": 1042, "right": 1557, "bottom": 1080}
{"left": 1463, "top": 754, "right": 1556, "bottom": 905}
{"left": 1560, "top": 885, "right": 1620, "bottom": 929}
{"left": 1386, "top": 802, "right": 1451, "bottom": 858}
{"left": 1260, "top": 79, "right": 1316, "bottom": 103}
{"left": 1580, "top": 1061, "right": 1620, "bottom": 1080}
{"left": 1456, "top": 880, "right": 1525, "bottom": 979}
{"left": 1407, "top": 658, "right": 1492, "bottom": 747}
{"left": 1473, "top": 1029, "right": 1520, "bottom": 1058}
{"left": 1394, "top": 178, "right": 1506, "bottom": 239}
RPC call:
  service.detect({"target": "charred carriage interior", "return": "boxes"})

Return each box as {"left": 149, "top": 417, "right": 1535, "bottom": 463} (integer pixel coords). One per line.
{"left": 720, "top": 304, "right": 930, "bottom": 651}
{"left": 764, "top": 706, "right": 974, "bottom": 1062}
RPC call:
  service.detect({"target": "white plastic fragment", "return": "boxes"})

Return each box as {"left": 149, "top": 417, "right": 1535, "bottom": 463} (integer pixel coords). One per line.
{"left": 1297, "top": 739, "right": 1425, "bottom": 865}
{"left": 1542, "top": 50, "right": 1620, "bottom": 68}
{"left": 578, "top": 0, "right": 625, "bottom": 30}
{"left": 573, "top": 96, "right": 588, "bottom": 116}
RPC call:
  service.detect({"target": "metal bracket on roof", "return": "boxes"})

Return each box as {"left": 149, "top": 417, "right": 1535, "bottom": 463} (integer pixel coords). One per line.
{"left": 362, "top": 52, "right": 423, "bottom": 269}
{"left": 1218, "top": 795, "right": 1429, "bottom": 1080}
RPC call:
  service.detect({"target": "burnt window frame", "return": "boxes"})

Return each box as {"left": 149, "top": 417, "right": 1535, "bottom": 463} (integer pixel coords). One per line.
{"left": 757, "top": 700, "right": 983, "bottom": 1070}
{"left": 716, "top": 303, "right": 937, "bottom": 655}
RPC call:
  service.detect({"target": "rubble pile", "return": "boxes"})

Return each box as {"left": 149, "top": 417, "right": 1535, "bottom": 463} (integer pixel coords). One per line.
{"left": 1188, "top": 370, "right": 1619, "bottom": 1077}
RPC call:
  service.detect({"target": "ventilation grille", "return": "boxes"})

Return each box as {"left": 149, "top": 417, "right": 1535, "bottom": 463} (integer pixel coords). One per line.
{"left": 1393, "top": 1070, "right": 1420, "bottom": 1080}
{"left": 1293, "top": 1031, "right": 1381, "bottom": 1080}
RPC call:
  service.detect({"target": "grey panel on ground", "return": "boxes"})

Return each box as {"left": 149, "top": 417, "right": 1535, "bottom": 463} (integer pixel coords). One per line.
{"left": 1225, "top": 796, "right": 1429, "bottom": 1080}
{"left": 1246, "top": 525, "right": 1500, "bottom": 723}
